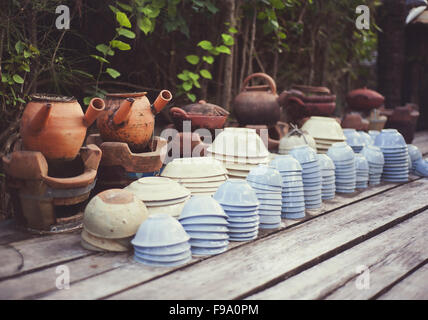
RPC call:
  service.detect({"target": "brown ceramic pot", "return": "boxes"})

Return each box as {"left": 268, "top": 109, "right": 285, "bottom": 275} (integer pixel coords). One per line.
{"left": 20, "top": 94, "right": 105, "bottom": 161}
{"left": 97, "top": 90, "right": 172, "bottom": 152}
{"left": 233, "top": 73, "right": 280, "bottom": 126}
{"left": 384, "top": 104, "right": 420, "bottom": 143}
{"left": 341, "top": 112, "right": 370, "bottom": 131}
{"left": 346, "top": 88, "right": 385, "bottom": 111}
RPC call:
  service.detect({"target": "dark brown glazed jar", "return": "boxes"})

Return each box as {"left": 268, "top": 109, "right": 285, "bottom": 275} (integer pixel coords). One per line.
{"left": 346, "top": 88, "right": 385, "bottom": 111}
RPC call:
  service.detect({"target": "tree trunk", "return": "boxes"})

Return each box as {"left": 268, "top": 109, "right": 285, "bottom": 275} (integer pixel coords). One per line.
{"left": 222, "top": 0, "right": 237, "bottom": 110}
{"left": 377, "top": 0, "right": 406, "bottom": 108}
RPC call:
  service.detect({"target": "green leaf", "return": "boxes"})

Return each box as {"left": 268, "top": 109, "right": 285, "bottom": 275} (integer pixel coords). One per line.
{"left": 106, "top": 68, "right": 121, "bottom": 79}
{"left": 83, "top": 96, "right": 92, "bottom": 105}
{"left": 188, "top": 72, "right": 200, "bottom": 82}
{"left": 185, "top": 55, "right": 200, "bottom": 65}
{"left": 15, "top": 41, "right": 24, "bottom": 54}
{"left": 116, "top": 28, "right": 136, "bottom": 39}
{"left": 109, "top": 5, "right": 119, "bottom": 13}
{"left": 216, "top": 45, "right": 231, "bottom": 54}
{"left": 278, "top": 31, "right": 287, "bottom": 39}
{"left": 186, "top": 93, "right": 196, "bottom": 102}
{"left": 13, "top": 74, "right": 24, "bottom": 84}
{"left": 200, "top": 69, "right": 212, "bottom": 79}
{"left": 20, "top": 64, "right": 30, "bottom": 72}
{"left": 202, "top": 56, "right": 214, "bottom": 64}
{"left": 23, "top": 50, "right": 31, "bottom": 58}
{"left": 110, "top": 40, "right": 131, "bottom": 51}
{"left": 193, "top": 79, "right": 201, "bottom": 89}
{"left": 117, "top": 1, "right": 133, "bottom": 12}
{"left": 116, "top": 11, "right": 132, "bottom": 28}
{"left": 90, "top": 54, "right": 109, "bottom": 63}
{"left": 16, "top": 98, "right": 26, "bottom": 104}
{"left": 137, "top": 17, "right": 152, "bottom": 35}
{"left": 228, "top": 27, "right": 238, "bottom": 34}
{"left": 221, "top": 34, "right": 234, "bottom": 46}
{"left": 177, "top": 73, "right": 189, "bottom": 81}
{"left": 197, "top": 40, "right": 213, "bottom": 51}
{"left": 96, "top": 44, "right": 114, "bottom": 56}
{"left": 182, "top": 81, "right": 193, "bottom": 92}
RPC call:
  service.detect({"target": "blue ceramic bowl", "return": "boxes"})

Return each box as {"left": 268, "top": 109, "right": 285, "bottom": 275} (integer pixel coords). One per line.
{"left": 369, "top": 130, "right": 380, "bottom": 142}
{"left": 270, "top": 155, "right": 302, "bottom": 172}
{"left": 259, "top": 223, "right": 282, "bottom": 229}
{"left": 191, "top": 246, "right": 228, "bottom": 256}
{"left": 258, "top": 215, "right": 281, "bottom": 225}
{"left": 227, "top": 221, "right": 259, "bottom": 229}
{"left": 259, "top": 199, "right": 282, "bottom": 206}
{"left": 132, "top": 214, "right": 190, "bottom": 248}
{"left": 134, "top": 241, "right": 190, "bottom": 256}
{"left": 415, "top": 159, "right": 428, "bottom": 176}
{"left": 358, "top": 131, "right": 374, "bottom": 146}
{"left": 180, "top": 216, "right": 229, "bottom": 226}
{"left": 179, "top": 196, "right": 227, "bottom": 220}
{"left": 282, "top": 212, "right": 305, "bottom": 220}
{"left": 282, "top": 206, "right": 306, "bottom": 213}
{"left": 214, "top": 179, "right": 259, "bottom": 206}
{"left": 281, "top": 174, "right": 304, "bottom": 182}
{"left": 248, "top": 181, "right": 282, "bottom": 192}
{"left": 189, "top": 239, "right": 229, "bottom": 248}
{"left": 361, "top": 145, "right": 385, "bottom": 165}
{"left": 134, "top": 249, "right": 191, "bottom": 263}
{"left": 247, "top": 165, "right": 283, "bottom": 188}
{"left": 134, "top": 254, "right": 191, "bottom": 267}
{"left": 221, "top": 203, "right": 258, "bottom": 211}
{"left": 256, "top": 193, "right": 282, "bottom": 201}
{"left": 317, "top": 154, "right": 335, "bottom": 171}
{"left": 343, "top": 129, "right": 364, "bottom": 147}
{"left": 355, "top": 154, "right": 369, "bottom": 171}
{"left": 183, "top": 224, "right": 229, "bottom": 233}
{"left": 289, "top": 145, "right": 318, "bottom": 164}
{"left": 374, "top": 129, "right": 406, "bottom": 148}
{"left": 408, "top": 144, "right": 422, "bottom": 163}
{"left": 327, "top": 142, "right": 355, "bottom": 162}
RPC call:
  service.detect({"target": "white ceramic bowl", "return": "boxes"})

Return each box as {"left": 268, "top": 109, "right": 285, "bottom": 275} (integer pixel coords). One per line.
{"left": 125, "top": 177, "right": 191, "bottom": 202}
{"left": 179, "top": 196, "right": 227, "bottom": 219}
{"left": 213, "top": 179, "right": 259, "bottom": 206}
{"left": 161, "top": 157, "right": 227, "bottom": 178}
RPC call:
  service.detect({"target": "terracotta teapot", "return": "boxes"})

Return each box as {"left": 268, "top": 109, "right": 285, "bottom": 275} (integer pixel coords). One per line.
{"left": 233, "top": 73, "right": 280, "bottom": 126}
{"left": 170, "top": 100, "right": 229, "bottom": 132}
{"left": 20, "top": 94, "right": 105, "bottom": 161}
{"left": 97, "top": 90, "right": 172, "bottom": 152}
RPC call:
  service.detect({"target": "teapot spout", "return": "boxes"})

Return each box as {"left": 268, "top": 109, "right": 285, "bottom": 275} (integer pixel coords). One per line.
{"left": 151, "top": 90, "right": 172, "bottom": 114}
{"left": 113, "top": 97, "right": 135, "bottom": 125}
{"left": 83, "top": 98, "right": 105, "bottom": 127}
{"left": 29, "top": 103, "right": 52, "bottom": 133}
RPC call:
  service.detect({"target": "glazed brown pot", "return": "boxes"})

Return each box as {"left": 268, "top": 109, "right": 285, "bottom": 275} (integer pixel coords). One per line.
{"left": 233, "top": 73, "right": 280, "bottom": 126}
{"left": 97, "top": 91, "right": 172, "bottom": 152}
{"left": 20, "top": 94, "right": 105, "bottom": 161}
{"left": 290, "top": 85, "right": 331, "bottom": 95}
{"left": 341, "top": 112, "right": 369, "bottom": 131}
{"left": 384, "top": 104, "right": 420, "bottom": 143}
{"left": 346, "top": 88, "right": 385, "bottom": 111}
{"left": 170, "top": 100, "right": 229, "bottom": 132}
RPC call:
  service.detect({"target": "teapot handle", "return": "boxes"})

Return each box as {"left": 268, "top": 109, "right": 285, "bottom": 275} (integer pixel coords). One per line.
{"left": 170, "top": 107, "right": 190, "bottom": 120}
{"left": 241, "top": 73, "right": 277, "bottom": 95}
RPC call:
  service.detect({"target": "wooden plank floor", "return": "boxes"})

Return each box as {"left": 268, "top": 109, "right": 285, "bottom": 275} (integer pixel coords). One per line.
{"left": 0, "top": 131, "right": 427, "bottom": 300}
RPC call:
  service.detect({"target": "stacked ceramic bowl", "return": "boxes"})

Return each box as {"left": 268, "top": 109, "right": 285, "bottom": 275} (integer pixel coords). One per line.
{"left": 289, "top": 145, "right": 322, "bottom": 210}
{"left": 361, "top": 145, "right": 384, "bottom": 186}
{"left": 407, "top": 144, "right": 423, "bottom": 173}
{"left": 317, "top": 154, "right": 336, "bottom": 200}
{"left": 414, "top": 158, "right": 428, "bottom": 177}
{"left": 269, "top": 155, "right": 305, "bottom": 219}
{"left": 355, "top": 154, "right": 369, "bottom": 189}
{"left": 358, "top": 131, "right": 374, "bottom": 146}
{"left": 214, "top": 180, "right": 260, "bottom": 241}
{"left": 278, "top": 132, "right": 317, "bottom": 155}
{"left": 161, "top": 157, "right": 228, "bottom": 195}
{"left": 178, "top": 196, "right": 229, "bottom": 256}
{"left": 81, "top": 189, "right": 149, "bottom": 252}
{"left": 343, "top": 129, "right": 364, "bottom": 153}
{"left": 131, "top": 213, "right": 191, "bottom": 267}
{"left": 374, "top": 129, "right": 409, "bottom": 183}
{"left": 125, "top": 177, "right": 191, "bottom": 218}
{"left": 207, "top": 128, "right": 270, "bottom": 179}
{"left": 369, "top": 130, "right": 380, "bottom": 143}
{"left": 301, "top": 116, "right": 346, "bottom": 154}
{"left": 327, "top": 142, "right": 356, "bottom": 193}
{"left": 246, "top": 165, "right": 283, "bottom": 229}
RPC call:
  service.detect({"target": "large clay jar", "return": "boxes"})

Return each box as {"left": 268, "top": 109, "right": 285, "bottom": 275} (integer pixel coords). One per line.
{"left": 233, "top": 73, "right": 280, "bottom": 126}
{"left": 346, "top": 88, "right": 385, "bottom": 111}
{"left": 97, "top": 91, "right": 172, "bottom": 152}
{"left": 20, "top": 94, "right": 105, "bottom": 161}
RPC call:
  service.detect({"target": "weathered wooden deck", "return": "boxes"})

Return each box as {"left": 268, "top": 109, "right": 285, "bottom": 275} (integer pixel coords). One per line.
{"left": 1, "top": 132, "right": 428, "bottom": 300}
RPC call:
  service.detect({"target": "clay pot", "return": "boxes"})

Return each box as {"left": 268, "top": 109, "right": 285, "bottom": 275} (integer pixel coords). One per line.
{"left": 97, "top": 91, "right": 172, "bottom": 152}
{"left": 233, "top": 73, "right": 280, "bottom": 126}
{"left": 346, "top": 88, "right": 385, "bottom": 111}
{"left": 20, "top": 94, "right": 105, "bottom": 162}
{"left": 291, "top": 85, "right": 331, "bottom": 95}
{"left": 384, "top": 104, "right": 420, "bottom": 143}
{"left": 170, "top": 100, "right": 229, "bottom": 132}
{"left": 341, "top": 112, "right": 370, "bottom": 131}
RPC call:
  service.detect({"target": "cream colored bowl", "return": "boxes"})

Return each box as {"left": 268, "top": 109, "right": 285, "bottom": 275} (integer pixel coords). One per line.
{"left": 171, "top": 174, "right": 228, "bottom": 183}
{"left": 81, "top": 229, "right": 131, "bottom": 252}
{"left": 125, "top": 177, "right": 190, "bottom": 202}
{"left": 302, "top": 116, "right": 346, "bottom": 141}
{"left": 207, "top": 127, "right": 269, "bottom": 158}
{"left": 279, "top": 133, "right": 317, "bottom": 152}
{"left": 161, "top": 157, "right": 227, "bottom": 178}
{"left": 83, "top": 189, "right": 149, "bottom": 239}
{"left": 208, "top": 151, "right": 270, "bottom": 164}
{"left": 146, "top": 201, "right": 187, "bottom": 218}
